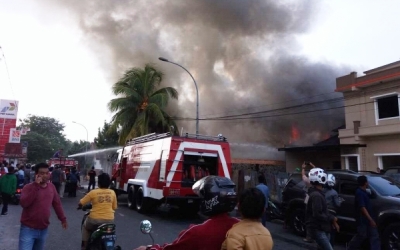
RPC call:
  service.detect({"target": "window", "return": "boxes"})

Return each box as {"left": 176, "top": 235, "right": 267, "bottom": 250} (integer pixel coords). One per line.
{"left": 368, "top": 176, "right": 400, "bottom": 197}
{"left": 340, "top": 181, "right": 359, "bottom": 195}
{"left": 342, "top": 155, "right": 359, "bottom": 171}
{"left": 376, "top": 95, "right": 399, "bottom": 119}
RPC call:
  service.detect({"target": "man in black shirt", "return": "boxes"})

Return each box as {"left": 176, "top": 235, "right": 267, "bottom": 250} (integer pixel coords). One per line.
{"left": 87, "top": 166, "right": 96, "bottom": 192}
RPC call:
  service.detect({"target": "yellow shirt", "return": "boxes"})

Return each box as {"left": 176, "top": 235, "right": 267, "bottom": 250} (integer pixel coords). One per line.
{"left": 221, "top": 219, "right": 273, "bottom": 250}
{"left": 79, "top": 188, "right": 117, "bottom": 220}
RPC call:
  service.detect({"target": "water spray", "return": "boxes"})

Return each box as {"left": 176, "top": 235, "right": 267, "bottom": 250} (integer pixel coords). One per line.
{"left": 68, "top": 146, "right": 122, "bottom": 158}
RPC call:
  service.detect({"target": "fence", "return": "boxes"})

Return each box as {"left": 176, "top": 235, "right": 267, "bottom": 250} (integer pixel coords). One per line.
{"left": 231, "top": 163, "right": 289, "bottom": 202}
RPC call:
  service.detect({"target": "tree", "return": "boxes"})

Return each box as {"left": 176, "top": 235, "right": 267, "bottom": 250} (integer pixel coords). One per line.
{"left": 19, "top": 115, "right": 69, "bottom": 162}
{"left": 94, "top": 121, "right": 119, "bottom": 149}
{"left": 108, "top": 64, "right": 179, "bottom": 144}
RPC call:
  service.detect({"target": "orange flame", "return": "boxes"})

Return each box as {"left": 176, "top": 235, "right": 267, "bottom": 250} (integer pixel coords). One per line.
{"left": 289, "top": 124, "right": 300, "bottom": 144}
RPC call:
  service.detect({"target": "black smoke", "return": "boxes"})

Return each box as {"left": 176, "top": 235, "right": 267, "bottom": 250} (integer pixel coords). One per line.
{"left": 42, "top": 0, "right": 349, "bottom": 150}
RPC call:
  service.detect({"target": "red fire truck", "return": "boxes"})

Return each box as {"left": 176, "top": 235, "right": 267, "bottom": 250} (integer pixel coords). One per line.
{"left": 110, "top": 132, "right": 232, "bottom": 214}
{"left": 47, "top": 157, "right": 79, "bottom": 173}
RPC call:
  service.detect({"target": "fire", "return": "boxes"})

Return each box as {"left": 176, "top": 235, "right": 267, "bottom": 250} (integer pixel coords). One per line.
{"left": 289, "top": 124, "right": 300, "bottom": 144}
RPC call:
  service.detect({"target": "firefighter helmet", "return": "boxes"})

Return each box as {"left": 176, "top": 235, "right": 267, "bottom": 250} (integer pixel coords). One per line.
{"left": 193, "top": 176, "right": 237, "bottom": 216}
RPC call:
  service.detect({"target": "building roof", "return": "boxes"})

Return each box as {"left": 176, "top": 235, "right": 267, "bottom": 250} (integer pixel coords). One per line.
{"left": 364, "top": 60, "right": 400, "bottom": 75}
{"left": 277, "top": 127, "right": 366, "bottom": 152}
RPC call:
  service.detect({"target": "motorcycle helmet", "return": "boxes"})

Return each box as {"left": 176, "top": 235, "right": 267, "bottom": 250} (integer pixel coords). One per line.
{"left": 327, "top": 174, "right": 336, "bottom": 187}
{"left": 308, "top": 168, "right": 327, "bottom": 185}
{"left": 193, "top": 176, "right": 237, "bottom": 216}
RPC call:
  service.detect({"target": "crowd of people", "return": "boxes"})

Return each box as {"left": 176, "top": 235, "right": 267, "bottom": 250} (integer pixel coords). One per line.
{"left": 0, "top": 158, "right": 380, "bottom": 250}
{"left": 299, "top": 162, "right": 380, "bottom": 250}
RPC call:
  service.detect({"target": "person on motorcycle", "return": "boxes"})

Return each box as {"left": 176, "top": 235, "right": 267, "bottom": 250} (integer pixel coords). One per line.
{"left": 134, "top": 176, "right": 239, "bottom": 250}
{"left": 78, "top": 173, "right": 117, "bottom": 250}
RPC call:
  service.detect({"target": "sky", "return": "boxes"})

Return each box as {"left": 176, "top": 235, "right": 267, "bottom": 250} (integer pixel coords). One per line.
{"left": 1, "top": 0, "right": 400, "bottom": 144}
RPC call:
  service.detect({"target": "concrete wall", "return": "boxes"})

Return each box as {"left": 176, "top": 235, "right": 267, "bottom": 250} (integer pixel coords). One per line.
{"left": 283, "top": 149, "right": 341, "bottom": 172}
{"left": 337, "top": 63, "right": 400, "bottom": 172}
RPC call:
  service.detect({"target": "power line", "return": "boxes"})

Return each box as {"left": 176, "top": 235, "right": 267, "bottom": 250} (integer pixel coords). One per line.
{"left": 0, "top": 46, "right": 18, "bottom": 109}
{"left": 175, "top": 84, "right": 399, "bottom": 121}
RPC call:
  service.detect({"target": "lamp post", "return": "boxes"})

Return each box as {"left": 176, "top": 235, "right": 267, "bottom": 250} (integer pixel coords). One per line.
{"left": 159, "top": 57, "right": 199, "bottom": 135}
{"left": 72, "top": 121, "right": 89, "bottom": 171}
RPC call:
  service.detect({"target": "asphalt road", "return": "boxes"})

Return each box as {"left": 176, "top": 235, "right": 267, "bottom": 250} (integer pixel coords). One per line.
{"left": 0, "top": 187, "right": 346, "bottom": 250}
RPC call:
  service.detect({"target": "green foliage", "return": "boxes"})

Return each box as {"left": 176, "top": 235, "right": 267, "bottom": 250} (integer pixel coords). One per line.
{"left": 19, "top": 115, "right": 69, "bottom": 163}
{"left": 94, "top": 121, "right": 119, "bottom": 149}
{"left": 108, "top": 64, "right": 179, "bottom": 144}
{"left": 19, "top": 132, "right": 53, "bottom": 163}
{"left": 18, "top": 115, "right": 91, "bottom": 165}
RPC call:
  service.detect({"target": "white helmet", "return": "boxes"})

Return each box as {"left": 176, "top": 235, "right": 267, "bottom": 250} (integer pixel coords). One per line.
{"left": 327, "top": 174, "right": 336, "bottom": 187}
{"left": 308, "top": 168, "right": 327, "bottom": 185}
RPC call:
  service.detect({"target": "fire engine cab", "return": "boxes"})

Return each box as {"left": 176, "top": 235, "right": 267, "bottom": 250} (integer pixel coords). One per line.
{"left": 110, "top": 132, "right": 232, "bottom": 214}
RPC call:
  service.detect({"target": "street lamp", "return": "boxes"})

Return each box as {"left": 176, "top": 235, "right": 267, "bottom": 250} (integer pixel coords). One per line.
{"left": 72, "top": 121, "right": 89, "bottom": 170}
{"left": 159, "top": 57, "right": 199, "bottom": 135}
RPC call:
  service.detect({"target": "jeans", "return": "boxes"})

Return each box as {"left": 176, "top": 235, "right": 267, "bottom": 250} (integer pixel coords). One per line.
{"left": 1, "top": 192, "right": 11, "bottom": 214}
{"left": 261, "top": 210, "right": 267, "bottom": 227}
{"left": 52, "top": 182, "right": 61, "bottom": 194}
{"left": 88, "top": 181, "right": 96, "bottom": 191}
{"left": 19, "top": 224, "right": 48, "bottom": 250}
{"left": 347, "top": 224, "right": 381, "bottom": 250}
{"left": 310, "top": 230, "right": 333, "bottom": 250}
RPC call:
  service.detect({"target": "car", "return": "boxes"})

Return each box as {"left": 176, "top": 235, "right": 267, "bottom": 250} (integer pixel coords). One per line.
{"left": 281, "top": 169, "right": 400, "bottom": 250}
{"left": 384, "top": 166, "right": 400, "bottom": 182}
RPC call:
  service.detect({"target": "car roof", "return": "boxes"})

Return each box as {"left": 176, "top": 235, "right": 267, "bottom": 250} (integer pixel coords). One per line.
{"left": 289, "top": 169, "right": 382, "bottom": 179}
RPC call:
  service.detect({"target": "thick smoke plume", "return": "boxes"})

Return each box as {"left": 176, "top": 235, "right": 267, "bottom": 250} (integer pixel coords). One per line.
{"left": 43, "top": 0, "right": 349, "bottom": 157}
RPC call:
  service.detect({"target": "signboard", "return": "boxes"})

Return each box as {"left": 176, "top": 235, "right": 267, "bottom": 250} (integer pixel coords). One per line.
{"left": 3, "top": 143, "right": 24, "bottom": 158}
{"left": 21, "top": 127, "right": 30, "bottom": 135}
{"left": 9, "top": 128, "right": 21, "bottom": 143}
{"left": 0, "top": 99, "right": 19, "bottom": 119}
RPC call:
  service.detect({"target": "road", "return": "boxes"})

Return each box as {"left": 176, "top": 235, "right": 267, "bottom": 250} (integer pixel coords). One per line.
{"left": 0, "top": 187, "right": 346, "bottom": 250}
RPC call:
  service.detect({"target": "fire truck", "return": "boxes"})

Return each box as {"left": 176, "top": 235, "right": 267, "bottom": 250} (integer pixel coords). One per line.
{"left": 47, "top": 157, "right": 79, "bottom": 173}
{"left": 110, "top": 132, "right": 232, "bottom": 214}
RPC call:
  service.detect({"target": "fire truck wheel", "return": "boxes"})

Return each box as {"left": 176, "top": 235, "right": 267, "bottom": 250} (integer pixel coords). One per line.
{"left": 127, "top": 186, "right": 137, "bottom": 210}
{"left": 135, "top": 187, "right": 152, "bottom": 213}
{"left": 135, "top": 187, "right": 145, "bottom": 212}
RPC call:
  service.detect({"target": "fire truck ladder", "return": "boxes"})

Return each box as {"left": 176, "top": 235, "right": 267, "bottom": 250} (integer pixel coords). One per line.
{"left": 126, "top": 132, "right": 172, "bottom": 145}
{"left": 184, "top": 133, "right": 227, "bottom": 142}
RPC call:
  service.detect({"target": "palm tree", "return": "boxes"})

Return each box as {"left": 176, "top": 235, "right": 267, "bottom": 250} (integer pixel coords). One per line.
{"left": 108, "top": 64, "right": 179, "bottom": 145}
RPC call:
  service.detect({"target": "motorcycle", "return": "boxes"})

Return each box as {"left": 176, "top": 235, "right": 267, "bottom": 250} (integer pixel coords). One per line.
{"left": 12, "top": 182, "right": 24, "bottom": 205}
{"left": 266, "top": 200, "right": 284, "bottom": 221}
{"left": 139, "top": 220, "right": 155, "bottom": 250}
{"left": 78, "top": 204, "right": 121, "bottom": 250}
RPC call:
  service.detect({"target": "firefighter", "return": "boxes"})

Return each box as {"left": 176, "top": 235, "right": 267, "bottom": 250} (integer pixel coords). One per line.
{"left": 133, "top": 176, "right": 239, "bottom": 250}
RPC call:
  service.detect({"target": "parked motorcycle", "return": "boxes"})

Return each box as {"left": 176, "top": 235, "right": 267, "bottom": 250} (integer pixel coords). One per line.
{"left": 266, "top": 200, "right": 284, "bottom": 221}
{"left": 79, "top": 204, "right": 121, "bottom": 250}
{"left": 139, "top": 220, "right": 155, "bottom": 250}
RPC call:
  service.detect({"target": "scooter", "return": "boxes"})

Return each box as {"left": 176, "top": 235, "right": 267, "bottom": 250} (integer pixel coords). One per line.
{"left": 78, "top": 204, "right": 121, "bottom": 250}
{"left": 139, "top": 220, "right": 155, "bottom": 250}
{"left": 266, "top": 200, "right": 284, "bottom": 221}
